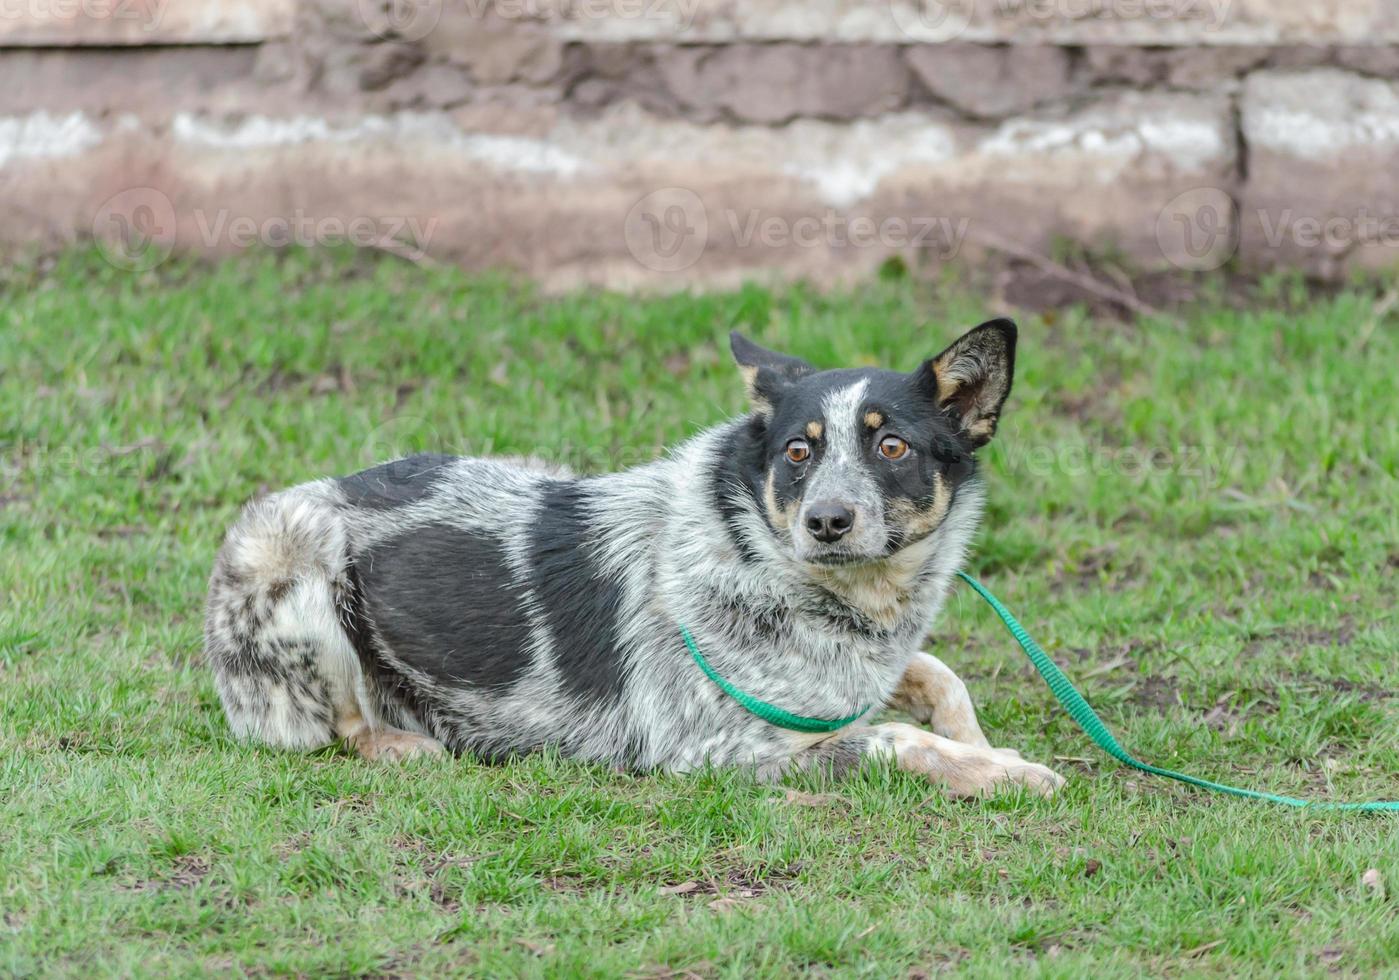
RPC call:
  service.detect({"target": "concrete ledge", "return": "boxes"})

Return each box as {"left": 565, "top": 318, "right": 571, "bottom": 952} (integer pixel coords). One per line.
{"left": 0, "top": 49, "right": 261, "bottom": 115}
{"left": 0, "top": 95, "right": 1237, "bottom": 288}
{"left": 0, "top": 0, "right": 292, "bottom": 45}
{"left": 530, "top": 0, "right": 1399, "bottom": 44}
{"left": 1240, "top": 69, "right": 1399, "bottom": 276}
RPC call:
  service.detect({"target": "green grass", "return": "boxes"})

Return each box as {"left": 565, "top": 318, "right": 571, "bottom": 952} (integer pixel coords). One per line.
{"left": 2, "top": 250, "right": 1396, "bottom": 977}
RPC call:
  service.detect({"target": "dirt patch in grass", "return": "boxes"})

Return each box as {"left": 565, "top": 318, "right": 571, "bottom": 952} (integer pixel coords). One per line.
{"left": 1045, "top": 544, "right": 1148, "bottom": 595}
{"left": 117, "top": 854, "right": 211, "bottom": 894}
{"left": 1200, "top": 690, "right": 1280, "bottom": 733}
{"left": 1309, "top": 676, "right": 1391, "bottom": 703}
{"left": 273, "top": 832, "right": 312, "bottom": 859}
{"left": 1043, "top": 379, "right": 1127, "bottom": 431}
{"left": 1130, "top": 675, "right": 1182, "bottom": 712}
{"left": 389, "top": 835, "right": 499, "bottom": 912}
{"left": 653, "top": 865, "right": 802, "bottom": 913}
{"left": 535, "top": 859, "right": 806, "bottom": 907}
{"left": 1241, "top": 619, "right": 1358, "bottom": 659}
{"left": 909, "top": 948, "right": 972, "bottom": 977}
{"left": 314, "top": 793, "right": 377, "bottom": 816}
{"left": 1256, "top": 674, "right": 1392, "bottom": 706}
{"left": 374, "top": 943, "right": 480, "bottom": 979}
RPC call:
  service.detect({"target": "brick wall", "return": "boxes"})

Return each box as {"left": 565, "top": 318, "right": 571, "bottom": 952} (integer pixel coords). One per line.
{"left": 3, "top": 0, "right": 1399, "bottom": 287}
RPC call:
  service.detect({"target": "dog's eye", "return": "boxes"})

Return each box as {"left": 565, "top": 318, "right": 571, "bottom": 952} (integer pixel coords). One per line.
{"left": 785, "top": 439, "right": 811, "bottom": 463}
{"left": 878, "top": 436, "right": 909, "bottom": 460}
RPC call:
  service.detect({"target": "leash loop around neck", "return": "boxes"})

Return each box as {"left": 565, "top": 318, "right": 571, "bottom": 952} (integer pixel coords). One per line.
{"left": 680, "top": 626, "right": 869, "bottom": 734}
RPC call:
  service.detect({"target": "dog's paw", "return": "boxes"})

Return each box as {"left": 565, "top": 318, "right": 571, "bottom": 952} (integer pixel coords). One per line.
{"left": 349, "top": 729, "right": 446, "bottom": 763}
{"left": 946, "top": 748, "right": 1063, "bottom": 798}
{"left": 993, "top": 756, "right": 1065, "bottom": 797}
{"left": 872, "top": 724, "right": 1065, "bottom": 798}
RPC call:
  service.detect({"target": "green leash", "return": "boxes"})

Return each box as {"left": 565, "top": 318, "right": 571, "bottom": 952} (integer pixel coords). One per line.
{"left": 681, "top": 576, "right": 1397, "bottom": 810}
{"left": 681, "top": 625, "right": 869, "bottom": 733}
{"left": 957, "top": 571, "right": 1399, "bottom": 811}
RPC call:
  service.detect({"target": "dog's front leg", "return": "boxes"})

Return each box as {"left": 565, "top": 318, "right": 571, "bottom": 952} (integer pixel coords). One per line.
{"left": 791, "top": 723, "right": 1063, "bottom": 798}
{"left": 889, "top": 651, "right": 991, "bottom": 747}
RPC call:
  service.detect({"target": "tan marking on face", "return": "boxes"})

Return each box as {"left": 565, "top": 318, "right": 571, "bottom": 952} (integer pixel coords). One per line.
{"left": 810, "top": 557, "right": 918, "bottom": 630}
{"left": 967, "top": 418, "right": 995, "bottom": 441}
{"left": 805, "top": 420, "right": 823, "bottom": 440}
{"left": 863, "top": 411, "right": 884, "bottom": 430}
{"left": 887, "top": 473, "right": 953, "bottom": 542}
{"left": 763, "top": 469, "right": 791, "bottom": 529}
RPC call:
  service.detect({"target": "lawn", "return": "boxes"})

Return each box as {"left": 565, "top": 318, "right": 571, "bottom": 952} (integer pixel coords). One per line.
{"left": 1, "top": 251, "right": 1396, "bottom": 977}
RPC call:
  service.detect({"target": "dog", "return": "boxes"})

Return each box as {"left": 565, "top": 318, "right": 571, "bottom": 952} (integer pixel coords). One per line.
{"left": 204, "top": 320, "right": 1064, "bottom": 797}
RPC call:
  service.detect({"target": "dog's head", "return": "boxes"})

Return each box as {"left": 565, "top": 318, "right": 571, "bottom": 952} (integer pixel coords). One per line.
{"left": 730, "top": 320, "right": 1016, "bottom": 566}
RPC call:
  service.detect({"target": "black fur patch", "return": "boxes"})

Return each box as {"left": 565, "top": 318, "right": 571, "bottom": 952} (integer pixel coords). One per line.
{"left": 357, "top": 521, "right": 531, "bottom": 690}
{"left": 528, "top": 481, "right": 625, "bottom": 705}
{"left": 709, "top": 419, "right": 769, "bottom": 563}
{"left": 337, "top": 564, "right": 438, "bottom": 738}
{"left": 801, "top": 590, "right": 888, "bottom": 639}
{"left": 337, "top": 454, "right": 456, "bottom": 509}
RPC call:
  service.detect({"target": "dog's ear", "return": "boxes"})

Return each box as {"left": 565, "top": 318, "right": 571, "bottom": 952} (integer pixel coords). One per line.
{"left": 914, "top": 318, "right": 1017, "bottom": 448}
{"left": 729, "top": 331, "right": 814, "bottom": 416}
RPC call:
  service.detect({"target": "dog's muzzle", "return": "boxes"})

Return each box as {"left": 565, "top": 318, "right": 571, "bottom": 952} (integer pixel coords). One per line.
{"left": 803, "top": 500, "right": 854, "bottom": 543}
{"left": 794, "top": 500, "right": 887, "bottom": 564}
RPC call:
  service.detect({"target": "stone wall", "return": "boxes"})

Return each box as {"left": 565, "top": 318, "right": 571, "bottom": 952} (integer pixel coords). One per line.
{"left": 3, "top": 0, "right": 1398, "bottom": 288}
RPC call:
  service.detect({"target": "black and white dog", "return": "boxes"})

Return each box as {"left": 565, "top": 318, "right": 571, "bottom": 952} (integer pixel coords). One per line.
{"left": 205, "top": 320, "right": 1063, "bottom": 796}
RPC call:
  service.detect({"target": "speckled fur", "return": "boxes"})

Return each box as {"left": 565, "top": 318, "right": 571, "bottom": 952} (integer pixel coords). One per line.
{"left": 203, "top": 323, "right": 1063, "bottom": 796}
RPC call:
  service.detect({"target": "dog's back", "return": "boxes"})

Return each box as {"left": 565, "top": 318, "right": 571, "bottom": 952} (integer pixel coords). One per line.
{"left": 205, "top": 453, "right": 666, "bottom": 763}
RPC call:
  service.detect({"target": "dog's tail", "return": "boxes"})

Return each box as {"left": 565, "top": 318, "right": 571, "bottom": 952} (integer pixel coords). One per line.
{"left": 203, "top": 482, "right": 366, "bottom": 750}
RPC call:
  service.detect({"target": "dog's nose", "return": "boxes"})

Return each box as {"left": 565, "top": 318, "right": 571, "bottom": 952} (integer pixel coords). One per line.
{"left": 805, "top": 502, "right": 855, "bottom": 543}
